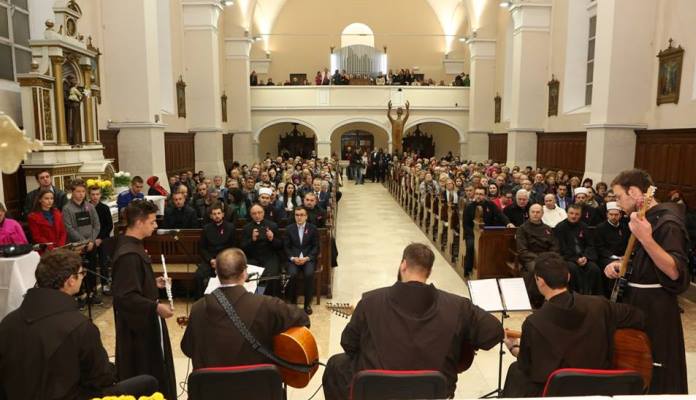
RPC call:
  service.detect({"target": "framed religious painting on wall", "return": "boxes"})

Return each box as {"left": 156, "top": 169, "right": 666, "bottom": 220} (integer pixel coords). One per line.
{"left": 494, "top": 94, "right": 501, "bottom": 123}
{"left": 656, "top": 39, "right": 684, "bottom": 105}
{"left": 176, "top": 76, "right": 187, "bottom": 118}
{"left": 548, "top": 75, "right": 559, "bottom": 117}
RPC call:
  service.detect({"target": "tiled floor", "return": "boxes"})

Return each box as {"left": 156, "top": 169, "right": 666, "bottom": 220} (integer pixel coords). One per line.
{"left": 94, "top": 181, "right": 696, "bottom": 398}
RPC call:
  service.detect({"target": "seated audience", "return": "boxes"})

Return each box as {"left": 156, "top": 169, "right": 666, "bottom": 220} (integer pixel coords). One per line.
{"left": 517, "top": 204, "right": 559, "bottom": 307}
{"left": 181, "top": 248, "right": 309, "bottom": 369}
{"left": 192, "top": 183, "right": 209, "bottom": 219}
{"left": 0, "top": 250, "right": 158, "bottom": 399}
{"left": 258, "top": 187, "right": 286, "bottom": 223}
{"left": 573, "top": 187, "right": 602, "bottom": 226}
{"left": 27, "top": 189, "right": 67, "bottom": 252}
{"left": 23, "top": 169, "right": 68, "bottom": 218}
{"left": 0, "top": 201, "right": 28, "bottom": 245}
{"left": 146, "top": 176, "right": 168, "bottom": 197}
{"left": 541, "top": 194, "right": 567, "bottom": 228}
{"left": 162, "top": 191, "right": 199, "bottom": 229}
{"left": 323, "top": 243, "right": 504, "bottom": 399}
{"left": 196, "top": 203, "right": 237, "bottom": 299}
{"left": 284, "top": 206, "right": 320, "bottom": 315}
{"left": 312, "top": 178, "right": 330, "bottom": 209}
{"left": 502, "top": 252, "right": 644, "bottom": 397}
{"left": 303, "top": 192, "right": 327, "bottom": 228}
{"left": 116, "top": 176, "right": 145, "bottom": 212}
{"left": 555, "top": 183, "right": 572, "bottom": 210}
{"left": 225, "top": 188, "right": 250, "bottom": 221}
{"left": 594, "top": 201, "right": 630, "bottom": 295}
{"left": 554, "top": 204, "right": 603, "bottom": 295}
{"left": 504, "top": 189, "right": 531, "bottom": 227}
{"left": 241, "top": 204, "right": 283, "bottom": 297}
{"left": 280, "top": 183, "right": 302, "bottom": 214}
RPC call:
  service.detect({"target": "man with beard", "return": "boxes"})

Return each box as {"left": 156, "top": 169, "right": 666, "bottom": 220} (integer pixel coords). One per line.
{"left": 256, "top": 187, "right": 286, "bottom": 223}
{"left": 573, "top": 187, "right": 602, "bottom": 226}
{"left": 463, "top": 186, "right": 513, "bottom": 276}
{"left": 162, "top": 191, "right": 199, "bottom": 229}
{"left": 196, "top": 203, "right": 237, "bottom": 299}
{"left": 112, "top": 200, "right": 177, "bottom": 399}
{"left": 303, "top": 192, "right": 327, "bottom": 228}
{"left": 594, "top": 201, "right": 630, "bottom": 293}
{"left": 554, "top": 204, "right": 603, "bottom": 295}
{"left": 241, "top": 204, "right": 283, "bottom": 297}
{"left": 555, "top": 183, "right": 572, "bottom": 210}
{"left": 516, "top": 204, "right": 559, "bottom": 308}
{"left": 322, "top": 243, "right": 503, "bottom": 399}
{"left": 504, "top": 189, "right": 531, "bottom": 227}
{"left": 604, "top": 169, "right": 690, "bottom": 394}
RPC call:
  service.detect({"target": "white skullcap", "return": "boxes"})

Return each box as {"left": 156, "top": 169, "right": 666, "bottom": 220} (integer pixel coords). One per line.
{"left": 574, "top": 187, "right": 589, "bottom": 197}
{"left": 606, "top": 201, "right": 620, "bottom": 211}
{"left": 258, "top": 187, "right": 273, "bottom": 196}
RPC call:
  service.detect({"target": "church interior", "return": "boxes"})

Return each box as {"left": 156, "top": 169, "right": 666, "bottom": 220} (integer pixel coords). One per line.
{"left": 0, "top": 0, "right": 695, "bottom": 399}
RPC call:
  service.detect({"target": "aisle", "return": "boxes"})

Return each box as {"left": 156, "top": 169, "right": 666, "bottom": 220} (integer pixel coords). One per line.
{"left": 287, "top": 182, "right": 519, "bottom": 399}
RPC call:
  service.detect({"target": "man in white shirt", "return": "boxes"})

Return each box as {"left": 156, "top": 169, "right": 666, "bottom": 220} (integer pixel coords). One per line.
{"left": 541, "top": 194, "right": 567, "bottom": 228}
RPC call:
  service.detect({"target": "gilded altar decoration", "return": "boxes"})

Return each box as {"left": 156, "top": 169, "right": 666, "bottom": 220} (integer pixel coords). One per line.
{"left": 176, "top": 76, "right": 187, "bottom": 118}
{"left": 656, "top": 38, "right": 684, "bottom": 105}
{"left": 548, "top": 75, "right": 560, "bottom": 117}
{"left": 0, "top": 112, "right": 43, "bottom": 173}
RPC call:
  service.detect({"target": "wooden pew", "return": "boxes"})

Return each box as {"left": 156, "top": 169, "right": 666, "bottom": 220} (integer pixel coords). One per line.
{"left": 474, "top": 226, "right": 517, "bottom": 279}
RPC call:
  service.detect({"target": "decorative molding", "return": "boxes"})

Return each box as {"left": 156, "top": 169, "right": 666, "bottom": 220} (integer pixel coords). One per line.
{"left": 181, "top": 0, "right": 223, "bottom": 31}
{"left": 585, "top": 123, "right": 648, "bottom": 130}
{"left": 510, "top": 2, "right": 552, "bottom": 36}
{"left": 189, "top": 127, "right": 224, "bottom": 133}
{"left": 107, "top": 121, "right": 167, "bottom": 129}
{"left": 224, "top": 37, "right": 253, "bottom": 60}
{"left": 465, "top": 39, "right": 496, "bottom": 61}
{"left": 508, "top": 127, "right": 545, "bottom": 133}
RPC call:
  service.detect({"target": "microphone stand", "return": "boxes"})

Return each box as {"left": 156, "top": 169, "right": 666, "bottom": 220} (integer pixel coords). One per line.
{"left": 165, "top": 232, "right": 197, "bottom": 325}
{"left": 246, "top": 273, "right": 290, "bottom": 297}
{"left": 83, "top": 267, "right": 112, "bottom": 321}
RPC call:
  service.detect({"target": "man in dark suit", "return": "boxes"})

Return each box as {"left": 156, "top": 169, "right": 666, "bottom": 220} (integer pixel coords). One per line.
{"left": 311, "top": 178, "right": 330, "bottom": 210}
{"left": 162, "top": 192, "right": 199, "bottom": 229}
{"left": 23, "top": 169, "right": 68, "bottom": 218}
{"left": 369, "top": 149, "right": 380, "bottom": 182}
{"left": 284, "top": 206, "right": 319, "bottom": 315}
{"left": 303, "top": 192, "right": 327, "bottom": 228}
{"left": 241, "top": 204, "right": 283, "bottom": 297}
{"left": 555, "top": 183, "right": 572, "bottom": 210}
{"left": 196, "top": 203, "right": 236, "bottom": 299}
{"left": 181, "top": 248, "right": 309, "bottom": 370}
{"left": 554, "top": 204, "right": 603, "bottom": 295}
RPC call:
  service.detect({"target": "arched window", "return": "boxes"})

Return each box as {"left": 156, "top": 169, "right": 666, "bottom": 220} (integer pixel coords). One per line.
{"left": 341, "top": 23, "right": 374, "bottom": 48}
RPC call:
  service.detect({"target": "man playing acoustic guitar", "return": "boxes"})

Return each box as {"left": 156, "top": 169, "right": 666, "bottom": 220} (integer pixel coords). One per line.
{"left": 502, "top": 252, "right": 644, "bottom": 397}
{"left": 322, "top": 243, "right": 503, "bottom": 399}
{"left": 604, "top": 169, "right": 690, "bottom": 394}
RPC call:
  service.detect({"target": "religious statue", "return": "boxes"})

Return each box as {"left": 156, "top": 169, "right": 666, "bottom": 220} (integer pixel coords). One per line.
{"left": 64, "top": 75, "right": 83, "bottom": 145}
{"left": 387, "top": 100, "right": 410, "bottom": 154}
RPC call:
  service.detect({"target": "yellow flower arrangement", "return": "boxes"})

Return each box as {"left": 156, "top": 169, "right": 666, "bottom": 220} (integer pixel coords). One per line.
{"left": 86, "top": 178, "right": 115, "bottom": 200}
{"left": 91, "top": 392, "right": 165, "bottom": 400}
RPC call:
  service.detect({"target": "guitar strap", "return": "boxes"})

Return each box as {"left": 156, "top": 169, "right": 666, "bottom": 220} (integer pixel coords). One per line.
{"left": 212, "top": 288, "right": 315, "bottom": 373}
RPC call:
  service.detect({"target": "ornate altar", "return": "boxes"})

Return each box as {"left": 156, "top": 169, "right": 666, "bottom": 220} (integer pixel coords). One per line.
{"left": 403, "top": 124, "right": 435, "bottom": 158}
{"left": 278, "top": 123, "right": 316, "bottom": 158}
{"left": 16, "top": 0, "right": 113, "bottom": 191}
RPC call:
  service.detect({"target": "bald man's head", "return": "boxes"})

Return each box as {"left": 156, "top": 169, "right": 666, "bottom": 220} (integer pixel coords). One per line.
{"left": 529, "top": 203, "right": 543, "bottom": 223}
{"left": 216, "top": 248, "right": 248, "bottom": 283}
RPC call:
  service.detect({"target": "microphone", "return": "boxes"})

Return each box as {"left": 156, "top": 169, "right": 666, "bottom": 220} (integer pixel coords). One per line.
{"left": 156, "top": 229, "right": 181, "bottom": 236}
{"left": 245, "top": 272, "right": 260, "bottom": 282}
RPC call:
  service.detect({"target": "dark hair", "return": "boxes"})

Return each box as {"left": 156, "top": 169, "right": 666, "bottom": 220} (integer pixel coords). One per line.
{"left": 32, "top": 189, "right": 55, "bottom": 212}
{"left": 207, "top": 201, "right": 224, "bottom": 215}
{"left": 70, "top": 179, "right": 86, "bottom": 191}
{"left": 610, "top": 169, "right": 653, "bottom": 193}
{"left": 35, "top": 249, "right": 82, "bottom": 289}
{"left": 534, "top": 252, "right": 569, "bottom": 289}
{"left": 283, "top": 183, "right": 300, "bottom": 208}
{"left": 89, "top": 185, "right": 101, "bottom": 192}
{"left": 401, "top": 243, "right": 435, "bottom": 275}
{"left": 596, "top": 181, "right": 608, "bottom": 191}
{"left": 567, "top": 203, "right": 582, "bottom": 212}
{"left": 294, "top": 206, "right": 307, "bottom": 215}
{"left": 216, "top": 248, "right": 247, "bottom": 281}
{"left": 124, "top": 200, "right": 158, "bottom": 228}
{"left": 34, "top": 169, "right": 50, "bottom": 180}
{"left": 131, "top": 176, "right": 144, "bottom": 185}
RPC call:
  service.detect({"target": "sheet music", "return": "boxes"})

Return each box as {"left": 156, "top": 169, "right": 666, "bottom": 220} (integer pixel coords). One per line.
{"left": 204, "top": 264, "right": 265, "bottom": 295}
{"left": 498, "top": 278, "right": 532, "bottom": 311}
{"left": 467, "top": 279, "right": 504, "bottom": 312}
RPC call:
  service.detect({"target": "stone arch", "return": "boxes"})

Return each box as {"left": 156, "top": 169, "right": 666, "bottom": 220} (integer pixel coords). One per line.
{"left": 256, "top": 121, "right": 317, "bottom": 159}
{"left": 330, "top": 119, "right": 390, "bottom": 159}
{"left": 403, "top": 121, "right": 462, "bottom": 158}
{"left": 253, "top": 118, "right": 319, "bottom": 143}
{"left": 405, "top": 118, "right": 464, "bottom": 142}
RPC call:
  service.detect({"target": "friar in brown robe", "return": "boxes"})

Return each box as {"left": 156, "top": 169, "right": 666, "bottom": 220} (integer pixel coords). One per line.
{"left": 502, "top": 253, "right": 645, "bottom": 397}
{"left": 112, "top": 201, "right": 177, "bottom": 399}
{"left": 322, "top": 243, "right": 504, "bottom": 399}
{"left": 607, "top": 170, "right": 691, "bottom": 394}
{"left": 181, "top": 248, "right": 309, "bottom": 369}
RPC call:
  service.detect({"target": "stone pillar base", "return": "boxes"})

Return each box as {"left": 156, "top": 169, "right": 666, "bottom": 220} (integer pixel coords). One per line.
{"left": 194, "top": 130, "right": 226, "bottom": 176}
{"left": 585, "top": 124, "right": 640, "bottom": 183}
{"left": 507, "top": 130, "right": 537, "bottom": 168}
{"left": 113, "top": 122, "right": 167, "bottom": 182}
{"left": 467, "top": 132, "right": 489, "bottom": 162}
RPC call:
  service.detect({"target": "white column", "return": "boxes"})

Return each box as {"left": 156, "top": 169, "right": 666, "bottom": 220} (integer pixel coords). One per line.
{"left": 466, "top": 38, "right": 496, "bottom": 161}
{"left": 317, "top": 141, "right": 331, "bottom": 158}
{"left": 459, "top": 141, "right": 469, "bottom": 161}
{"left": 102, "top": 0, "right": 166, "bottom": 180}
{"left": 506, "top": 1, "right": 552, "bottom": 168}
{"left": 182, "top": 1, "right": 226, "bottom": 176}
{"left": 225, "top": 36, "right": 254, "bottom": 165}
{"left": 585, "top": 0, "right": 656, "bottom": 183}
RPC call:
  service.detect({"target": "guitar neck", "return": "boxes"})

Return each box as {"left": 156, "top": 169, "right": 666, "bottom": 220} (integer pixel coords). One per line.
{"left": 617, "top": 234, "right": 638, "bottom": 277}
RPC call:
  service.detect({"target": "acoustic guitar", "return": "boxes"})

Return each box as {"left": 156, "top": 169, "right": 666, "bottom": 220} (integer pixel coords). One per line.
{"left": 272, "top": 326, "right": 319, "bottom": 388}
{"left": 610, "top": 185, "right": 656, "bottom": 303}
{"left": 505, "top": 328, "right": 653, "bottom": 390}
{"left": 327, "top": 302, "right": 476, "bottom": 373}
